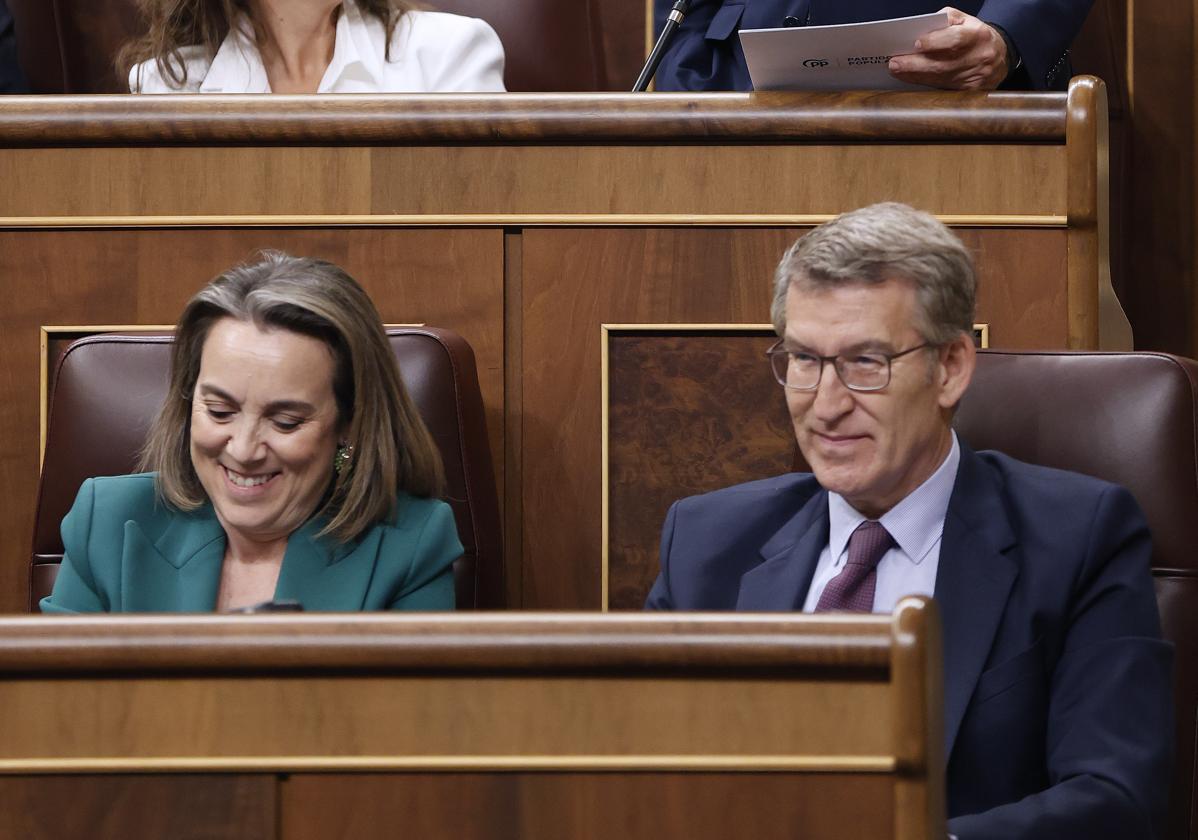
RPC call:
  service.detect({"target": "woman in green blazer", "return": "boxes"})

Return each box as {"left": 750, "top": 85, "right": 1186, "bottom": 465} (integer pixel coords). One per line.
{"left": 41, "top": 251, "right": 460, "bottom": 613}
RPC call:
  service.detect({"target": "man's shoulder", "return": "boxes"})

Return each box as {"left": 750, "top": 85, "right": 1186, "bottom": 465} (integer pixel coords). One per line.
{"left": 971, "top": 448, "right": 1130, "bottom": 504}
{"left": 672, "top": 472, "right": 822, "bottom": 519}
{"left": 962, "top": 447, "right": 1147, "bottom": 552}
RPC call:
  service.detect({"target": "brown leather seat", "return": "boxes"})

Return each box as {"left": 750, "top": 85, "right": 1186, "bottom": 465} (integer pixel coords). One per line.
{"left": 7, "top": 0, "right": 607, "bottom": 93}
{"left": 955, "top": 350, "right": 1198, "bottom": 840}
{"left": 31, "top": 327, "right": 503, "bottom": 610}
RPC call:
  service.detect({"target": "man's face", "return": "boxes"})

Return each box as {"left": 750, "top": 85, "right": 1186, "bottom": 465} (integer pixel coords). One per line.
{"left": 782, "top": 277, "right": 974, "bottom": 518}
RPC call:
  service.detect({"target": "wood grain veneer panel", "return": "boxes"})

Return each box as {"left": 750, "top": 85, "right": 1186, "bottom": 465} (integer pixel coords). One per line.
{"left": 0, "top": 145, "right": 1066, "bottom": 218}
{"left": 958, "top": 228, "right": 1069, "bottom": 348}
{"left": 523, "top": 227, "right": 1067, "bottom": 609}
{"left": 281, "top": 773, "right": 894, "bottom": 840}
{"left": 0, "top": 675, "right": 891, "bottom": 762}
{"left": 0, "top": 227, "right": 502, "bottom": 614}
{"left": 607, "top": 331, "right": 792, "bottom": 610}
{"left": 0, "top": 775, "right": 276, "bottom": 840}
{"left": 0, "top": 148, "right": 373, "bottom": 217}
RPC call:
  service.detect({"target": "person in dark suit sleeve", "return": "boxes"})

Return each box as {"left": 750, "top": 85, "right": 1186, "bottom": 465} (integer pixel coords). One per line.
{"left": 646, "top": 202, "right": 1172, "bottom": 839}
{"left": 653, "top": 0, "right": 1093, "bottom": 92}
{"left": 0, "top": 0, "right": 27, "bottom": 93}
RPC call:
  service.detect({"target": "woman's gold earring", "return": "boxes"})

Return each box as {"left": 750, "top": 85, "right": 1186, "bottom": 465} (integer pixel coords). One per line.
{"left": 334, "top": 442, "right": 354, "bottom": 475}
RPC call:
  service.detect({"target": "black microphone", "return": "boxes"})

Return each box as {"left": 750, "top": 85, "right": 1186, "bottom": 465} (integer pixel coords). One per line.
{"left": 633, "top": 0, "right": 693, "bottom": 92}
{"left": 226, "top": 599, "right": 305, "bottom": 614}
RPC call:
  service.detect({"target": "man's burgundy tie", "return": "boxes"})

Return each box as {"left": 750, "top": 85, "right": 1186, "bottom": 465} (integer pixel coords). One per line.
{"left": 814, "top": 520, "right": 894, "bottom": 613}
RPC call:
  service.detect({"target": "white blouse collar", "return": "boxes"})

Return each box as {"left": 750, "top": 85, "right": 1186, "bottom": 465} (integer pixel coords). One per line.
{"left": 200, "top": 0, "right": 385, "bottom": 94}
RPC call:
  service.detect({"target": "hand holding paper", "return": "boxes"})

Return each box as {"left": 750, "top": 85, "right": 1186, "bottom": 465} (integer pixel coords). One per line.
{"left": 888, "top": 7, "right": 1010, "bottom": 90}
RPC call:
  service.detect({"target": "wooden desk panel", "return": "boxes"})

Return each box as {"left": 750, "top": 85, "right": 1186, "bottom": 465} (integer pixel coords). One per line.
{"left": 0, "top": 608, "right": 943, "bottom": 839}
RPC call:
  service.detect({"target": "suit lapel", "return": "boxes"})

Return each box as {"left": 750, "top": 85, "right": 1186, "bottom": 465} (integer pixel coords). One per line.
{"left": 122, "top": 503, "right": 226, "bottom": 612}
{"left": 274, "top": 518, "right": 381, "bottom": 611}
{"left": 736, "top": 490, "right": 829, "bottom": 610}
{"left": 935, "top": 446, "right": 1018, "bottom": 759}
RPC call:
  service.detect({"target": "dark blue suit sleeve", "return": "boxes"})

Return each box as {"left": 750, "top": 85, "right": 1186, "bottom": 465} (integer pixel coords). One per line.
{"left": 0, "top": 0, "right": 28, "bottom": 94}
{"left": 653, "top": 0, "right": 1094, "bottom": 92}
{"left": 645, "top": 500, "right": 681, "bottom": 609}
{"left": 947, "top": 486, "right": 1172, "bottom": 839}
{"left": 653, "top": 0, "right": 753, "bottom": 91}
{"left": 979, "top": 0, "right": 1093, "bottom": 90}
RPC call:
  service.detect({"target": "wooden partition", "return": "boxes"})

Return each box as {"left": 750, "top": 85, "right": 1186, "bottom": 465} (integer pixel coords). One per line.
{"left": 0, "top": 600, "right": 943, "bottom": 839}
{"left": 0, "top": 83, "right": 1116, "bottom": 610}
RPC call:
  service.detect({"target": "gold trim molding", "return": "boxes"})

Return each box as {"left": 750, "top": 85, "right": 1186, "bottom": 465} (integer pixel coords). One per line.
{"left": 0, "top": 214, "right": 1068, "bottom": 230}
{"left": 0, "top": 753, "right": 898, "bottom": 775}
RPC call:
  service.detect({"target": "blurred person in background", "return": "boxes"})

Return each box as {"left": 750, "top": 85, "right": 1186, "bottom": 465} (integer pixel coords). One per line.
{"left": 123, "top": 0, "right": 504, "bottom": 93}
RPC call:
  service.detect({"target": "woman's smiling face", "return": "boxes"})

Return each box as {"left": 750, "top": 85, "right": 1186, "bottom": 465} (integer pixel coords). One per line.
{"left": 189, "top": 317, "right": 342, "bottom": 545}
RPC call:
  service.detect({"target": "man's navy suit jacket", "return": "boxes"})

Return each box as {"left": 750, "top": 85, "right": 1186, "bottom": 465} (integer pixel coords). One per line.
{"left": 646, "top": 445, "right": 1172, "bottom": 839}
{"left": 652, "top": 0, "right": 1092, "bottom": 92}
{"left": 0, "top": 0, "right": 26, "bottom": 94}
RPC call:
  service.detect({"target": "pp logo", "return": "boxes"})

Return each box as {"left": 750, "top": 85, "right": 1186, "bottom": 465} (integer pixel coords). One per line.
{"left": 802, "top": 58, "right": 830, "bottom": 68}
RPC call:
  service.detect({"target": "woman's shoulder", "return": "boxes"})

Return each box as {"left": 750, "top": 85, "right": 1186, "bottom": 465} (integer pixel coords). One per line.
{"left": 399, "top": 9, "right": 499, "bottom": 43}
{"left": 388, "top": 9, "right": 506, "bottom": 91}
{"left": 63, "top": 473, "right": 180, "bottom": 548}
{"left": 128, "top": 48, "right": 211, "bottom": 93}
{"left": 378, "top": 492, "right": 456, "bottom": 535}
{"left": 81, "top": 472, "right": 160, "bottom": 507}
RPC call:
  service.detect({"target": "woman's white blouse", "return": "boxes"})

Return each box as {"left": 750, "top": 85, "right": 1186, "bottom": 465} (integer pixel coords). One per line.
{"left": 130, "top": 2, "right": 506, "bottom": 93}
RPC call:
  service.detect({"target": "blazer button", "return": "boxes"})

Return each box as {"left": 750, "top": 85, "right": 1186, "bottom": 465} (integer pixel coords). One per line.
{"left": 783, "top": 15, "right": 802, "bottom": 27}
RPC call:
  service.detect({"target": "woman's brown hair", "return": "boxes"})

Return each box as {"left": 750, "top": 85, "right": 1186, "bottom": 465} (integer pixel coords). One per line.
{"left": 139, "top": 250, "right": 444, "bottom": 543}
{"left": 119, "top": 0, "right": 415, "bottom": 90}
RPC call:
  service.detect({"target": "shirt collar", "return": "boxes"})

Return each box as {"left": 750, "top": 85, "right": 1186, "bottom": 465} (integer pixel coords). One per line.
{"left": 826, "top": 431, "right": 961, "bottom": 566}
{"left": 199, "top": 0, "right": 383, "bottom": 94}
{"left": 200, "top": 13, "right": 269, "bottom": 93}
{"left": 318, "top": 0, "right": 384, "bottom": 92}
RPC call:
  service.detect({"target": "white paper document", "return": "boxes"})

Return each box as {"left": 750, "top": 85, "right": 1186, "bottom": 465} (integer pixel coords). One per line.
{"left": 741, "top": 12, "right": 950, "bottom": 91}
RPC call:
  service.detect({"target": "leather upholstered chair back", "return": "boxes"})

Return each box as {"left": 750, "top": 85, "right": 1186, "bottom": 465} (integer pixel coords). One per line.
{"left": 952, "top": 350, "right": 1198, "bottom": 840}
{"left": 8, "top": 0, "right": 608, "bottom": 92}
{"left": 31, "top": 327, "right": 503, "bottom": 610}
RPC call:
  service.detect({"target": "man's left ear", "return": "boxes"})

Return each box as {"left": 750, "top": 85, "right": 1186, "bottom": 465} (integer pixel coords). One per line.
{"left": 936, "top": 332, "right": 977, "bottom": 409}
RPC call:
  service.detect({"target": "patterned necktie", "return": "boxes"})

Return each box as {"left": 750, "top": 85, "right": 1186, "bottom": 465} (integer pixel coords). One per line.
{"left": 814, "top": 520, "right": 894, "bottom": 613}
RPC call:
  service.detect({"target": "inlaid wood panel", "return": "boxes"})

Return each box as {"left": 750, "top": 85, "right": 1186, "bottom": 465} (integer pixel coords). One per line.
{"left": 0, "top": 775, "right": 276, "bottom": 840}
{"left": 281, "top": 773, "right": 893, "bottom": 840}
{"left": 523, "top": 226, "right": 1068, "bottom": 608}
{"left": 0, "top": 228, "right": 503, "bottom": 614}
{"left": 606, "top": 330, "right": 791, "bottom": 609}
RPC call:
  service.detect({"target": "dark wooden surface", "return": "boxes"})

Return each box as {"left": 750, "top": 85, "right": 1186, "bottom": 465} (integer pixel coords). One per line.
{"left": 281, "top": 773, "right": 894, "bottom": 839}
{"left": 0, "top": 775, "right": 277, "bottom": 840}
{"left": 0, "top": 92, "right": 1069, "bottom": 145}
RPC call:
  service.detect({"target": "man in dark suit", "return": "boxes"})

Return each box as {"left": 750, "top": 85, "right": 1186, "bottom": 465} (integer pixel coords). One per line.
{"left": 653, "top": 0, "right": 1092, "bottom": 91}
{"left": 0, "top": 0, "right": 26, "bottom": 94}
{"left": 646, "top": 202, "right": 1172, "bottom": 839}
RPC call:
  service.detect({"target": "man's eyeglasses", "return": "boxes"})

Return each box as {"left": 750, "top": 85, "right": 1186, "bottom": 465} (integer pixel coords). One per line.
{"left": 766, "top": 340, "right": 934, "bottom": 392}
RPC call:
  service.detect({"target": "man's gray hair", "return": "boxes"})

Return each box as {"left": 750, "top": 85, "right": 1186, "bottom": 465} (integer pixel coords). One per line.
{"left": 770, "top": 203, "right": 976, "bottom": 344}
